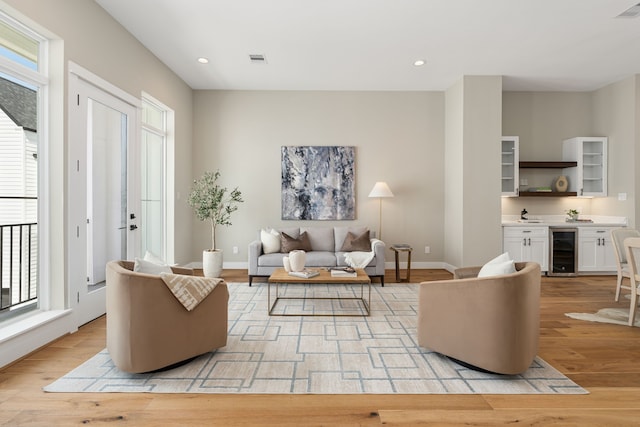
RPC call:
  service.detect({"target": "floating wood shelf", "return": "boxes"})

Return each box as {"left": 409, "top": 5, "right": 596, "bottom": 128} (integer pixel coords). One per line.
{"left": 519, "top": 161, "right": 577, "bottom": 168}
{"left": 519, "top": 191, "right": 577, "bottom": 197}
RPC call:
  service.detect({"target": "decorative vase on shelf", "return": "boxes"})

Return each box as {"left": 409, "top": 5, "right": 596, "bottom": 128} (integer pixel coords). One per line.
{"left": 203, "top": 249, "right": 223, "bottom": 278}
{"left": 288, "top": 250, "right": 306, "bottom": 272}
{"left": 553, "top": 175, "right": 569, "bottom": 192}
{"left": 283, "top": 256, "right": 291, "bottom": 272}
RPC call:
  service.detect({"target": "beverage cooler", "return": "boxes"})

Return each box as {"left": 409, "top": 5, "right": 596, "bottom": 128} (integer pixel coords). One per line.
{"left": 549, "top": 228, "right": 578, "bottom": 276}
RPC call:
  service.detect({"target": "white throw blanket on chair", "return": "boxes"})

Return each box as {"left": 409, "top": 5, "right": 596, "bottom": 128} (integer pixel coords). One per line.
{"left": 344, "top": 251, "right": 374, "bottom": 269}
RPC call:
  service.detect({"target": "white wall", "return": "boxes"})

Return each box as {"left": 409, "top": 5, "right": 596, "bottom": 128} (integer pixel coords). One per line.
{"left": 444, "top": 80, "right": 464, "bottom": 268}
{"left": 444, "top": 76, "right": 503, "bottom": 267}
{"left": 460, "top": 76, "right": 503, "bottom": 266}
{"left": 591, "top": 76, "right": 637, "bottom": 228}
{"left": 192, "top": 90, "right": 446, "bottom": 266}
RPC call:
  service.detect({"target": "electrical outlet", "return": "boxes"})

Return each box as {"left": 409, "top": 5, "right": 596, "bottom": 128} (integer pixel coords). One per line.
{"left": 424, "top": 246, "right": 430, "bottom": 254}
{"left": 233, "top": 246, "right": 239, "bottom": 254}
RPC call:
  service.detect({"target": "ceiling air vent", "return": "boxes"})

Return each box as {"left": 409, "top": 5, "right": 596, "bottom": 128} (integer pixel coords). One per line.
{"left": 616, "top": 3, "right": 640, "bottom": 18}
{"left": 249, "top": 54, "right": 267, "bottom": 63}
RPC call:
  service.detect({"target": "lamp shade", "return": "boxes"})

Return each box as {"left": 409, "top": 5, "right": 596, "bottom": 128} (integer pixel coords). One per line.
{"left": 368, "top": 182, "right": 394, "bottom": 198}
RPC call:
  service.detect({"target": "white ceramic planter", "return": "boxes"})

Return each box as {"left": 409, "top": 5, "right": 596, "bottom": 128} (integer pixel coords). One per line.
{"left": 283, "top": 256, "right": 291, "bottom": 272}
{"left": 203, "top": 249, "right": 223, "bottom": 278}
{"left": 288, "top": 250, "right": 306, "bottom": 272}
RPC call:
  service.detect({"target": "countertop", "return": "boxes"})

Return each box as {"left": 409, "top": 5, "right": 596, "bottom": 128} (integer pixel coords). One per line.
{"left": 502, "top": 215, "right": 627, "bottom": 228}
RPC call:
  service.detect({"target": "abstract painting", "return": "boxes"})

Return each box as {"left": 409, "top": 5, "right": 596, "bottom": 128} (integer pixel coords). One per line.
{"left": 281, "top": 146, "right": 355, "bottom": 220}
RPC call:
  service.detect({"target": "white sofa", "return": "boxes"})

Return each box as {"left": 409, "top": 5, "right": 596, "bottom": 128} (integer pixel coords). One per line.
{"left": 248, "top": 226, "right": 385, "bottom": 286}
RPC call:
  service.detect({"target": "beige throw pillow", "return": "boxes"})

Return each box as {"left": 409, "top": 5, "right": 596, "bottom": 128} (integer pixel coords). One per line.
{"left": 261, "top": 228, "right": 281, "bottom": 254}
{"left": 340, "top": 230, "right": 371, "bottom": 252}
{"left": 280, "top": 231, "right": 312, "bottom": 252}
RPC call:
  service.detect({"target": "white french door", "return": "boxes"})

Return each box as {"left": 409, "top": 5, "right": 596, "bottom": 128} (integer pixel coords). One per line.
{"left": 68, "top": 64, "right": 140, "bottom": 327}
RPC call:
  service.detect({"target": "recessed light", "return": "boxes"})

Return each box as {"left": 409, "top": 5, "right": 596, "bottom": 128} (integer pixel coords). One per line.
{"left": 414, "top": 59, "right": 425, "bottom": 66}
{"left": 197, "top": 57, "right": 209, "bottom": 64}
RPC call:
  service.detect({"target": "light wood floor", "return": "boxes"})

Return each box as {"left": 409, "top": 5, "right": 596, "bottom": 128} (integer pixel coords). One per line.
{"left": 2, "top": 269, "right": 640, "bottom": 426}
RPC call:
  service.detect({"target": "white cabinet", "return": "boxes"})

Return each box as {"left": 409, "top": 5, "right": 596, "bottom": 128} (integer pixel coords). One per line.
{"left": 562, "top": 137, "right": 607, "bottom": 197}
{"left": 578, "top": 227, "right": 617, "bottom": 272}
{"left": 503, "top": 226, "right": 549, "bottom": 272}
{"left": 501, "top": 136, "right": 519, "bottom": 196}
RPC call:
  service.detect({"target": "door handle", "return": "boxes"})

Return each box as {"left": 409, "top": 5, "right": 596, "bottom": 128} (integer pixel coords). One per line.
{"left": 129, "top": 224, "right": 138, "bottom": 231}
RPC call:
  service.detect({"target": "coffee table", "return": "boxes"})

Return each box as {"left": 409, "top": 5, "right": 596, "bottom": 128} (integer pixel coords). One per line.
{"left": 267, "top": 268, "right": 371, "bottom": 316}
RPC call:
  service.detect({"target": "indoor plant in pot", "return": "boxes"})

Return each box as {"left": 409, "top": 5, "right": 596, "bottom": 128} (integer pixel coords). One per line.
{"left": 188, "top": 170, "right": 243, "bottom": 277}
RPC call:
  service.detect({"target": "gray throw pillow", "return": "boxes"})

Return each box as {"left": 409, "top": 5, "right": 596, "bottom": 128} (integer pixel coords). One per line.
{"left": 340, "top": 230, "right": 371, "bottom": 252}
{"left": 281, "top": 231, "right": 313, "bottom": 252}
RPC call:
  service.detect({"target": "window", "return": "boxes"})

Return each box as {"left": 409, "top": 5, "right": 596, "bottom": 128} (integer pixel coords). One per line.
{"left": 141, "top": 96, "right": 174, "bottom": 262}
{"left": 0, "top": 14, "right": 47, "bottom": 320}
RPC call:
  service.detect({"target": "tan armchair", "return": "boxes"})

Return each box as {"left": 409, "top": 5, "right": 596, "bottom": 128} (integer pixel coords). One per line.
{"left": 417, "top": 262, "right": 541, "bottom": 375}
{"left": 106, "top": 260, "right": 228, "bottom": 373}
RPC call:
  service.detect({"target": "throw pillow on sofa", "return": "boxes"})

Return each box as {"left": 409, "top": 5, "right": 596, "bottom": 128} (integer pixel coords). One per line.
{"left": 133, "top": 257, "right": 172, "bottom": 275}
{"left": 280, "top": 231, "right": 312, "bottom": 252}
{"left": 340, "top": 230, "right": 371, "bottom": 252}
{"left": 477, "top": 252, "right": 516, "bottom": 278}
{"left": 261, "top": 228, "right": 281, "bottom": 254}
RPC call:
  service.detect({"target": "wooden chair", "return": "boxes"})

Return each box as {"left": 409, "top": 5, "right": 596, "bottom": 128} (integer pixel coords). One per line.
{"left": 611, "top": 228, "right": 640, "bottom": 301}
{"left": 623, "top": 237, "right": 640, "bottom": 327}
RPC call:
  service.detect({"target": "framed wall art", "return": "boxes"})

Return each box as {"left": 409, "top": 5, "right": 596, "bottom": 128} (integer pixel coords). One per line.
{"left": 281, "top": 146, "right": 355, "bottom": 220}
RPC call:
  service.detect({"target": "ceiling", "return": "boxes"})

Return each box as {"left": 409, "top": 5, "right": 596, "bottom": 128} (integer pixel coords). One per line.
{"left": 95, "top": 0, "right": 640, "bottom": 92}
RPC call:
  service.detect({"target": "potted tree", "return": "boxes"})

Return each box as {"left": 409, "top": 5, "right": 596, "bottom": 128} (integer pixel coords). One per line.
{"left": 188, "top": 170, "right": 243, "bottom": 277}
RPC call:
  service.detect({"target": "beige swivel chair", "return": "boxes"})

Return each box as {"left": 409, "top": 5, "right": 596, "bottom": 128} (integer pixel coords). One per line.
{"left": 417, "top": 262, "right": 541, "bottom": 375}
{"left": 106, "top": 260, "right": 229, "bottom": 373}
{"left": 611, "top": 228, "right": 640, "bottom": 301}
{"left": 623, "top": 237, "right": 640, "bottom": 327}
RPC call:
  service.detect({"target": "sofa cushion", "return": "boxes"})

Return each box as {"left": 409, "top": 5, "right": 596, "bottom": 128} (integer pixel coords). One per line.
{"left": 300, "top": 227, "right": 335, "bottom": 252}
{"left": 261, "top": 228, "right": 281, "bottom": 254}
{"left": 334, "top": 226, "right": 368, "bottom": 252}
{"left": 340, "top": 230, "right": 371, "bottom": 252}
{"left": 281, "top": 231, "right": 313, "bottom": 252}
{"left": 305, "top": 251, "right": 338, "bottom": 267}
{"left": 258, "top": 252, "right": 287, "bottom": 267}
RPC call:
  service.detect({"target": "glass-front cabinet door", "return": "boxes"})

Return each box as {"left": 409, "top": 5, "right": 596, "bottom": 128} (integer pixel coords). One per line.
{"left": 562, "top": 137, "right": 607, "bottom": 197}
{"left": 501, "top": 136, "right": 519, "bottom": 196}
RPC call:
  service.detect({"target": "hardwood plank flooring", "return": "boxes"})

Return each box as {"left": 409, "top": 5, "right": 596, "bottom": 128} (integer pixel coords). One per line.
{"left": 1, "top": 269, "right": 640, "bottom": 426}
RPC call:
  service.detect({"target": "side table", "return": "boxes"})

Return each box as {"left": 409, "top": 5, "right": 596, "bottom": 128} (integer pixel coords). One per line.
{"left": 390, "top": 245, "right": 412, "bottom": 282}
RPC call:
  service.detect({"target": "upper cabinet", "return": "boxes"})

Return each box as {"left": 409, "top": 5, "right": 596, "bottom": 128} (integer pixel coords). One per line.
{"left": 562, "top": 137, "right": 608, "bottom": 197}
{"left": 501, "top": 136, "right": 519, "bottom": 197}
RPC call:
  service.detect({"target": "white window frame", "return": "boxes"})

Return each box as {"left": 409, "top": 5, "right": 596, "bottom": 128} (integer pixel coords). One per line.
{"left": 141, "top": 93, "right": 175, "bottom": 264}
{"left": 0, "top": 12, "right": 49, "bottom": 314}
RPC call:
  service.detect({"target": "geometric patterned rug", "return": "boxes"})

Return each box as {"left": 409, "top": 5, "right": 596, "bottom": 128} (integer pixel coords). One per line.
{"left": 44, "top": 283, "right": 586, "bottom": 394}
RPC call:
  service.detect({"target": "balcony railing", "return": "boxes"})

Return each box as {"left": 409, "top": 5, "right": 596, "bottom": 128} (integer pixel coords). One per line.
{"left": 1, "top": 222, "right": 38, "bottom": 313}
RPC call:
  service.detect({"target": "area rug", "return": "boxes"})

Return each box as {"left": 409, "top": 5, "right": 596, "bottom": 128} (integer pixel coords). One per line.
{"left": 565, "top": 307, "right": 640, "bottom": 327}
{"left": 45, "top": 283, "right": 586, "bottom": 394}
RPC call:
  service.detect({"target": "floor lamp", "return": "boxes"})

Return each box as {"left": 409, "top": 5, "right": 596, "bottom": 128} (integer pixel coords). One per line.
{"left": 368, "top": 182, "right": 394, "bottom": 240}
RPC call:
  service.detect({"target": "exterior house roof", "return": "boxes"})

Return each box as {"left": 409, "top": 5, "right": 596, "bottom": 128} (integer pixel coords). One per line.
{"left": 0, "top": 76, "right": 36, "bottom": 133}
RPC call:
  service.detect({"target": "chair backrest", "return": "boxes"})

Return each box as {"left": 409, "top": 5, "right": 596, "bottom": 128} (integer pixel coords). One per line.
{"left": 624, "top": 237, "right": 640, "bottom": 285}
{"left": 611, "top": 228, "right": 640, "bottom": 265}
